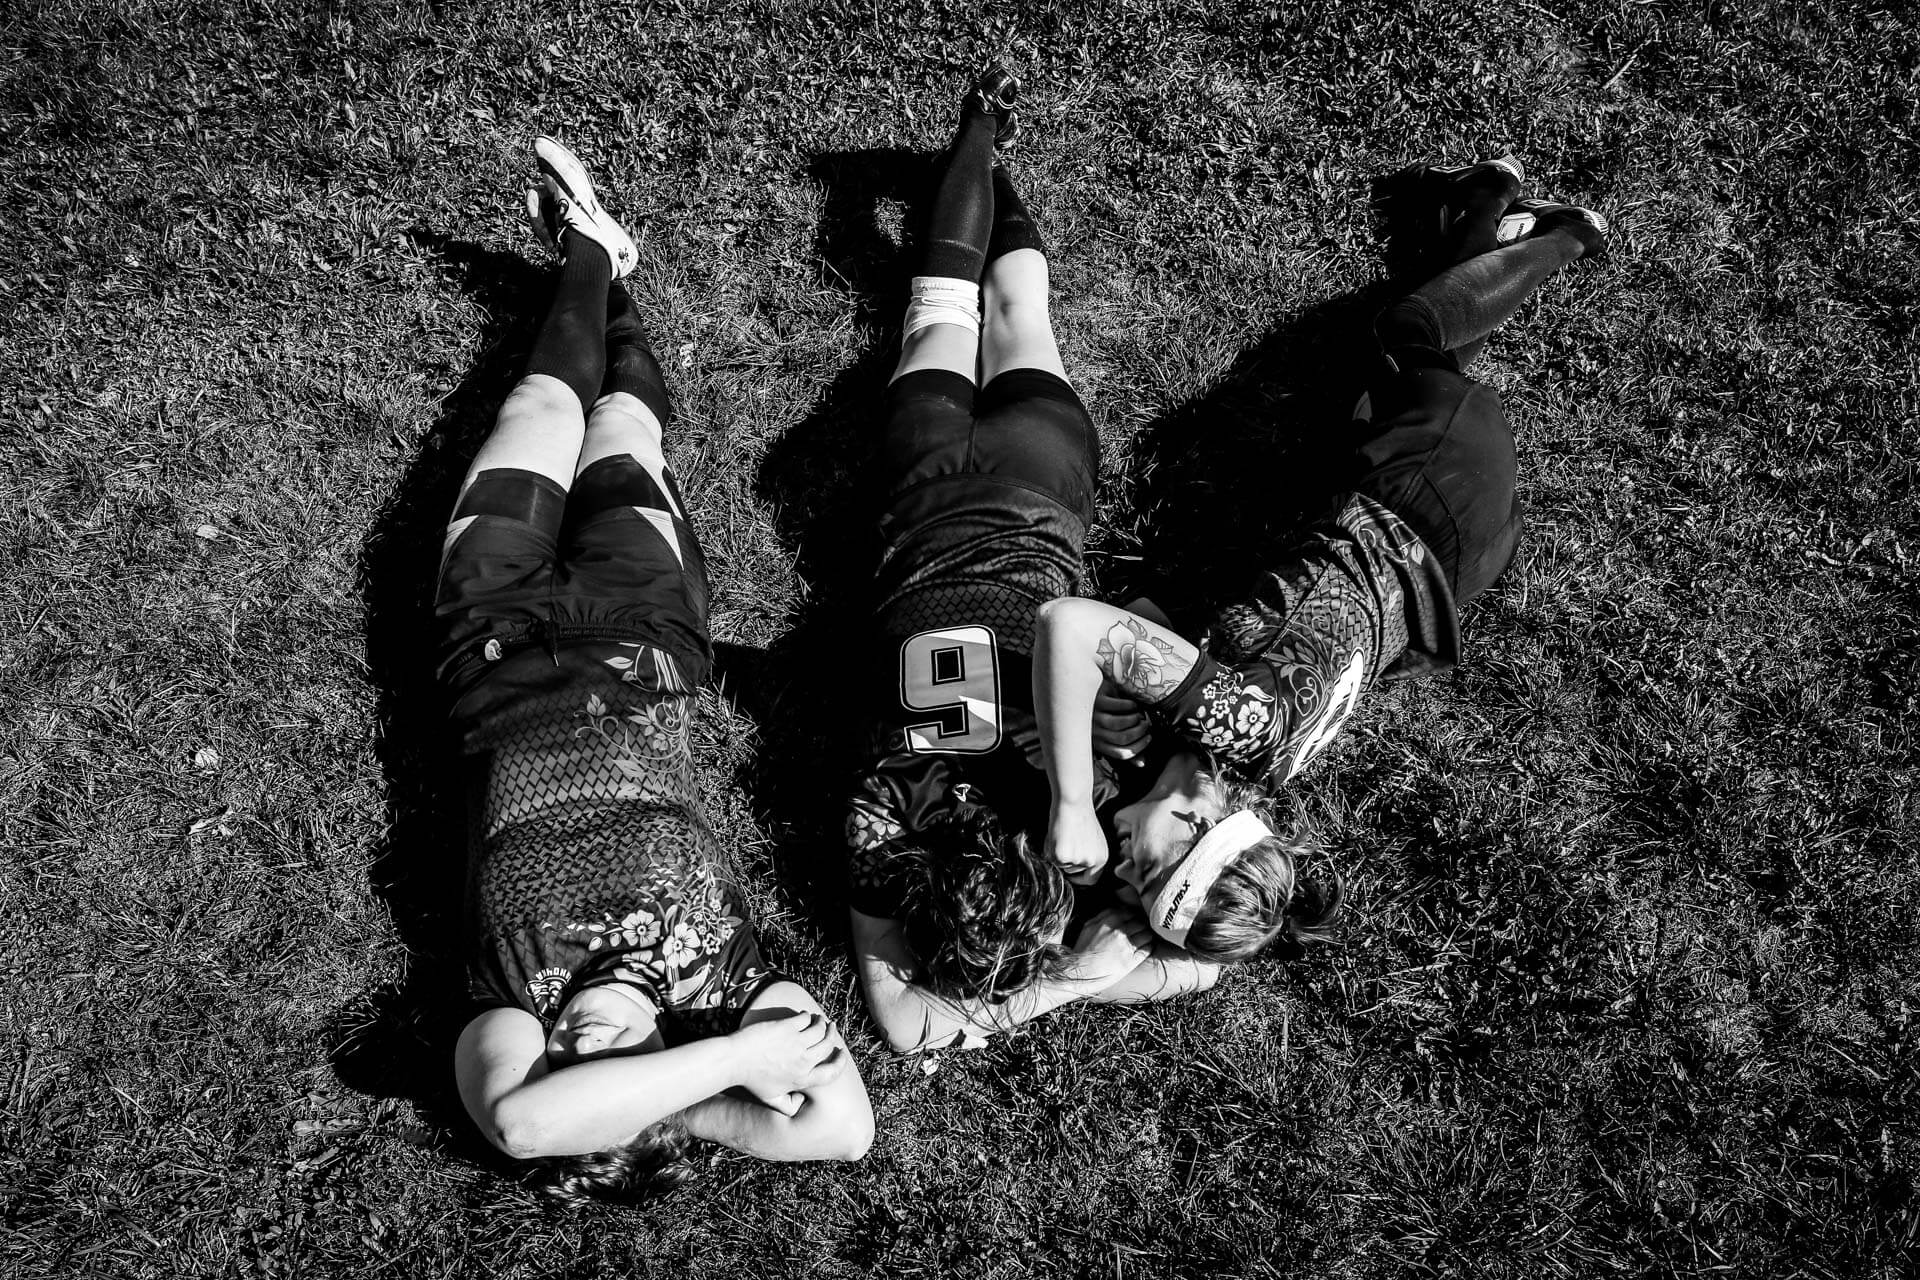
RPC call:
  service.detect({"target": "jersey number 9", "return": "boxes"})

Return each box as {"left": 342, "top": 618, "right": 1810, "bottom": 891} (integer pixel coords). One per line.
{"left": 899, "top": 625, "right": 1002, "bottom": 754}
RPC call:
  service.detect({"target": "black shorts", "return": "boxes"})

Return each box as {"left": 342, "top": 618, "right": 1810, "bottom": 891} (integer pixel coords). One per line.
{"left": 872, "top": 368, "right": 1099, "bottom": 653}
{"left": 876, "top": 368, "right": 1099, "bottom": 521}
{"left": 435, "top": 454, "right": 711, "bottom": 697}
{"left": 1347, "top": 354, "right": 1521, "bottom": 605}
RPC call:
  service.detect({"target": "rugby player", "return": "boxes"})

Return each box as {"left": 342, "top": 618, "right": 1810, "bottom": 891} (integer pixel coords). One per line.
{"left": 1035, "top": 159, "right": 1610, "bottom": 961}
{"left": 445, "top": 138, "right": 873, "bottom": 1203}
{"left": 844, "top": 69, "right": 1220, "bottom": 1053}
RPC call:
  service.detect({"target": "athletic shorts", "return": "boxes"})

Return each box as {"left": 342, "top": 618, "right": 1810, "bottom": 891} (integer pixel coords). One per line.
{"left": 434, "top": 454, "right": 712, "bottom": 698}
{"left": 1346, "top": 350, "right": 1521, "bottom": 606}
{"left": 876, "top": 368, "right": 1099, "bottom": 521}
{"left": 872, "top": 368, "right": 1099, "bottom": 653}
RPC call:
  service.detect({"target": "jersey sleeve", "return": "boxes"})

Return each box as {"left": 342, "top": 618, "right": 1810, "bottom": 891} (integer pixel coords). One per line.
{"left": 1152, "top": 654, "right": 1288, "bottom": 770}
{"left": 845, "top": 787, "right": 914, "bottom": 919}
{"left": 1151, "top": 635, "right": 1373, "bottom": 785}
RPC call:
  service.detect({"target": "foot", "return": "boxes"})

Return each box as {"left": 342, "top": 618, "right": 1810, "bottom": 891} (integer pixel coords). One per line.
{"left": 1428, "top": 155, "right": 1526, "bottom": 237}
{"left": 963, "top": 64, "right": 1020, "bottom": 147}
{"left": 530, "top": 136, "right": 638, "bottom": 278}
{"left": 1376, "top": 155, "right": 1525, "bottom": 278}
{"left": 1497, "top": 199, "right": 1610, "bottom": 260}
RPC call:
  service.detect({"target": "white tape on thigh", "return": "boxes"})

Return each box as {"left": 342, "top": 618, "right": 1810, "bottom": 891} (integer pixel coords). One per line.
{"left": 902, "top": 276, "right": 981, "bottom": 339}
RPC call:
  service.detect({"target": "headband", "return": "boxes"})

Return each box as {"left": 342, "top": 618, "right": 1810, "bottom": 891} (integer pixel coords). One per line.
{"left": 1148, "top": 810, "right": 1274, "bottom": 947}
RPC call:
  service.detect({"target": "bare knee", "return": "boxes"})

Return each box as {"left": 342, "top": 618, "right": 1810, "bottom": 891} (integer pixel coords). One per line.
{"left": 498, "top": 374, "right": 583, "bottom": 430}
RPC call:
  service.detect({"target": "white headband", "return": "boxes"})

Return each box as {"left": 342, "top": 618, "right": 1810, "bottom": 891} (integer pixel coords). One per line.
{"left": 1148, "top": 810, "right": 1274, "bottom": 947}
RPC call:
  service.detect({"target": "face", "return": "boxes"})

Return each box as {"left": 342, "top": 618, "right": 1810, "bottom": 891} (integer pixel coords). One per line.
{"left": 1111, "top": 751, "right": 1227, "bottom": 906}
{"left": 545, "top": 980, "right": 664, "bottom": 1065}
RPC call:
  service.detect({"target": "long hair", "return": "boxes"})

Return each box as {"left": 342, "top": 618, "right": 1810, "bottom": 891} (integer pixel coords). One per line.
{"left": 530, "top": 1118, "right": 698, "bottom": 1207}
{"left": 898, "top": 804, "right": 1073, "bottom": 1002}
{"left": 1179, "top": 772, "right": 1344, "bottom": 964}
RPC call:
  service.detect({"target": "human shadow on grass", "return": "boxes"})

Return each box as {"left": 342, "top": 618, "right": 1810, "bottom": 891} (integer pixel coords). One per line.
{"left": 1109, "top": 169, "right": 1464, "bottom": 610}
{"left": 721, "top": 147, "right": 931, "bottom": 944}
{"left": 331, "top": 231, "right": 541, "bottom": 1164}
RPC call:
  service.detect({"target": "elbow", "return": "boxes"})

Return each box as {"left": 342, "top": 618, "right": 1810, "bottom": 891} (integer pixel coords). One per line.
{"left": 878, "top": 1021, "right": 933, "bottom": 1057}
{"left": 489, "top": 1118, "right": 550, "bottom": 1162}
{"left": 485, "top": 1100, "right": 557, "bottom": 1161}
{"left": 1035, "top": 596, "right": 1085, "bottom": 636}
{"left": 1194, "top": 963, "right": 1223, "bottom": 993}
{"left": 828, "top": 1109, "right": 877, "bottom": 1161}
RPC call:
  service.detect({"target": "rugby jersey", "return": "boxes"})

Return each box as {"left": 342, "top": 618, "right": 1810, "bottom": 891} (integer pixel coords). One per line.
{"left": 1150, "top": 492, "right": 1459, "bottom": 785}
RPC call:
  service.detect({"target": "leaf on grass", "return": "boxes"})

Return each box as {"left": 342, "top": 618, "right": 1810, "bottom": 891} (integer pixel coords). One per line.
{"left": 192, "top": 747, "right": 220, "bottom": 770}
{"left": 188, "top": 806, "right": 234, "bottom": 835}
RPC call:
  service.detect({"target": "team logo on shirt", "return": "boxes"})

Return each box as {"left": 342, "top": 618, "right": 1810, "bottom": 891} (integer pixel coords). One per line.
{"left": 1287, "top": 649, "right": 1368, "bottom": 777}
{"left": 898, "top": 625, "right": 1002, "bottom": 754}
{"left": 527, "top": 966, "right": 571, "bottom": 1015}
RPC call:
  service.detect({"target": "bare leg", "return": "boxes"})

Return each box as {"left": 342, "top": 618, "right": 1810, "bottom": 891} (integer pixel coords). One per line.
{"left": 980, "top": 247, "right": 1067, "bottom": 384}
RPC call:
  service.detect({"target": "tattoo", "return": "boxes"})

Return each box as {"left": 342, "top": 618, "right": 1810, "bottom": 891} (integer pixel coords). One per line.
{"left": 1094, "top": 617, "right": 1194, "bottom": 705}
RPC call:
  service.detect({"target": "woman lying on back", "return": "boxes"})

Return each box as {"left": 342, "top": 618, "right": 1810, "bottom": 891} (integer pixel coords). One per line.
{"left": 441, "top": 138, "right": 873, "bottom": 1202}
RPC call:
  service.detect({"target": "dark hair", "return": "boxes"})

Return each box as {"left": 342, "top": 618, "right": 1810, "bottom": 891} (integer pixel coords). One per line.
{"left": 530, "top": 1119, "right": 698, "bottom": 1207}
{"left": 1177, "top": 774, "right": 1345, "bottom": 964}
{"left": 898, "top": 804, "right": 1073, "bottom": 1002}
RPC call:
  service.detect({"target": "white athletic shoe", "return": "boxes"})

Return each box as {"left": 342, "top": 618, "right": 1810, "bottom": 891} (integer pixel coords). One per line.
{"left": 531, "top": 135, "right": 638, "bottom": 278}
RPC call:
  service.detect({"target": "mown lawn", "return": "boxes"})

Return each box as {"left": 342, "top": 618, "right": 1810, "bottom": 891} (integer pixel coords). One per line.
{"left": 3, "top": 1, "right": 1916, "bottom": 1276}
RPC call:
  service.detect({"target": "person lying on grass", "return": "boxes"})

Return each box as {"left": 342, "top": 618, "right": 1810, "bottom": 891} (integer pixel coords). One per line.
{"left": 445, "top": 138, "right": 873, "bottom": 1203}
{"left": 843, "top": 66, "right": 1219, "bottom": 1054}
{"left": 1036, "top": 159, "right": 1611, "bottom": 959}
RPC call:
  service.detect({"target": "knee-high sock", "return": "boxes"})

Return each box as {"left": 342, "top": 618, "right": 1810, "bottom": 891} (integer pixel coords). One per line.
{"left": 526, "top": 232, "right": 614, "bottom": 413}
{"left": 921, "top": 108, "right": 1001, "bottom": 282}
{"left": 1430, "top": 168, "right": 1523, "bottom": 367}
{"left": 603, "top": 282, "right": 672, "bottom": 428}
{"left": 1375, "top": 231, "right": 1586, "bottom": 368}
{"left": 987, "top": 165, "right": 1046, "bottom": 262}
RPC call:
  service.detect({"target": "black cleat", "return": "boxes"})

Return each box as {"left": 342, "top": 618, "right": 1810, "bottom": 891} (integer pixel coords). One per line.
{"left": 1376, "top": 155, "right": 1525, "bottom": 278}
{"left": 964, "top": 64, "right": 1021, "bottom": 147}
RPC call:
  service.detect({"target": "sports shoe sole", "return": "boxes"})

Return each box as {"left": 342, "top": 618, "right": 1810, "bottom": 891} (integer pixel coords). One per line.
{"left": 532, "top": 135, "right": 638, "bottom": 278}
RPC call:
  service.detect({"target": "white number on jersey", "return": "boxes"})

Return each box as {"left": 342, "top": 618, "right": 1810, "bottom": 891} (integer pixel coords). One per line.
{"left": 899, "top": 625, "right": 1002, "bottom": 754}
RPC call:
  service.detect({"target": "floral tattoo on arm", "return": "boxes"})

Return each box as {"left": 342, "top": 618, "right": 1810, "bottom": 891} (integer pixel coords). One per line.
{"left": 1095, "top": 618, "right": 1195, "bottom": 705}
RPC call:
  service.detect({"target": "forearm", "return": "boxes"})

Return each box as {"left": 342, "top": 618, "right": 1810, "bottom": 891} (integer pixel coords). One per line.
{"left": 865, "top": 970, "right": 1107, "bottom": 1054}
{"left": 681, "top": 1087, "right": 872, "bottom": 1162}
{"left": 492, "top": 1037, "right": 745, "bottom": 1158}
{"left": 1088, "top": 946, "right": 1221, "bottom": 1004}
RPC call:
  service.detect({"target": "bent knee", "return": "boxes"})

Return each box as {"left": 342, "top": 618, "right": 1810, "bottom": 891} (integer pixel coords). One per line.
{"left": 499, "top": 374, "right": 585, "bottom": 428}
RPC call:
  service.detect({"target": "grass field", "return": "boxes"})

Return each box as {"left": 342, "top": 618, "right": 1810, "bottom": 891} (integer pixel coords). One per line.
{"left": 4, "top": 0, "right": 1917, "bottom": 1275}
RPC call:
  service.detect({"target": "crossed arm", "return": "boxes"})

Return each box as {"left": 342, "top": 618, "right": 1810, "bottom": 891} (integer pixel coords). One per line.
{"left": 456, "top": 980, "right": 874, "bottom": 1162}
{"left": 1033, "top": 597, "right": 1206, "bottom": 880}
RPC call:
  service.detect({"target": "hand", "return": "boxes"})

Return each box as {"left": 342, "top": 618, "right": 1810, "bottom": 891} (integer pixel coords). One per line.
{"left": 1091, "top": 682, "right": 1151, "bottom": 761}
{"left": 1060, "top": 907, "right": 1155, "bottom": 990}
{"left": 729, "top": 1012, "right": 845, "bottom": 1109}
{"left": 1046, "top": 801, "right": 1110, "bottom": 886}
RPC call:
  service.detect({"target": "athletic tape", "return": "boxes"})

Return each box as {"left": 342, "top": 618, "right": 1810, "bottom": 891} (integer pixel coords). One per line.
{"left": 902, "top": 275, "right": 981, "bottom": 338}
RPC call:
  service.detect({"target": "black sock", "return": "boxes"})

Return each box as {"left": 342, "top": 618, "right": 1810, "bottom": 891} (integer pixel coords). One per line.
{"left": 920, "top": 108, "right": 999, "bottom": 281}
{"left": 1377, "top": 232, "right": 1585, "bottom": 363}
{"left": 603, "top": 283, "right": 673, "bottom": 428}
{"left": 526, "top": 232, "right": 613, "bottom": 413}
{"left": 987, "top": 165, "right": 1046, "bottom": 262}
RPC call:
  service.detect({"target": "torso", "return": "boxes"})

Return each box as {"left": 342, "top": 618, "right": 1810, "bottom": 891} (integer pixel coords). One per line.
{"left": 454, "top": 642, "right": 773, "bottom": 1024}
